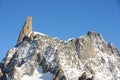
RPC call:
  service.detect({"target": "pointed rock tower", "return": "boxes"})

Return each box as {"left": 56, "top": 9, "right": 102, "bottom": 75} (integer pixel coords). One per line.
{"left": 17, "top": 16, "right": 32, "bottom": 45}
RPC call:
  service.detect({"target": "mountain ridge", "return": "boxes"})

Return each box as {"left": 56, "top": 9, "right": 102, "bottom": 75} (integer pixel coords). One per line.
{"left": 0, "top": 16, "right": 120, "bottom": 80}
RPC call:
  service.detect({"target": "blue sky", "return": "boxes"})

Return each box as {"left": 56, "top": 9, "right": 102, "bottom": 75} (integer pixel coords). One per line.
{"left": 0, "top": 0, "right": 120, "bottom": 61}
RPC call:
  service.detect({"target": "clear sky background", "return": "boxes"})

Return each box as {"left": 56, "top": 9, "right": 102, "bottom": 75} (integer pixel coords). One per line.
{"left": 0, "top": 0, "right": 120, "bottom": 61}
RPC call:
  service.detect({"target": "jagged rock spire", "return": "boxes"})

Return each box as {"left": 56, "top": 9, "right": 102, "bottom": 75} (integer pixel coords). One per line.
{"left": 17, "top": 16, "right": 32, "bottom": 45}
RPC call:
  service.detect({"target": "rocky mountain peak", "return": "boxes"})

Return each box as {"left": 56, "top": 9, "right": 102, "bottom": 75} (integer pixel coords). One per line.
{"left": 108, "top": 42, "right": 115, "bottom": 49}
{"left": 87, "top": 31, "right": 104, "bottom": 41}
{"left": 108, "top": 42, "right": 120, "bottom": 56}
{"left": 0, "top": 17, "right": 120, "bottom": 80}
{"left": 17, "top": 16, "right": 32, "bottom": 45}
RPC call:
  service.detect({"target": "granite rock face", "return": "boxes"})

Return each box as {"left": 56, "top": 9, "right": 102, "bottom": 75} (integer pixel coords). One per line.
{"left": 0, "top": 17, "right": 120, "bottom": 80}
{"left": 17, "top": 16, "right": 32, "bottom": 45}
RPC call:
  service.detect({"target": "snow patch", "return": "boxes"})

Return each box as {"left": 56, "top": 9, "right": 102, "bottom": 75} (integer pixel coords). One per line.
{"left": 22, "top": 66, "right": 53, "bottom": 80}
{"left": 33, "top": 31, "right": 46, "bottom": 36}
{"left": 67, "top": 38, "right": 74, "bottom": 41}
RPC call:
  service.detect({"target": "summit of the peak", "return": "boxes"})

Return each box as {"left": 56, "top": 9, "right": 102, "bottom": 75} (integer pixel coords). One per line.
{"left": 87, "top": 31, "right": 101, "bottom": 38}
{"left": 16, "top": 16, "right": 32, "bottom": 45}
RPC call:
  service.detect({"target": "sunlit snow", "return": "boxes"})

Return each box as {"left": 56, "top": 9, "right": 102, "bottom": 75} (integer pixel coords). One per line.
{"left": 22, "top": 66, "right": 53, "bottom": 80}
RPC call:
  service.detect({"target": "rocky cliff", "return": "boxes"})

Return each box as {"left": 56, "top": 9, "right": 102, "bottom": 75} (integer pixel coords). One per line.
{"left": 0, "top": 17, "right": 120, "bottom": 80}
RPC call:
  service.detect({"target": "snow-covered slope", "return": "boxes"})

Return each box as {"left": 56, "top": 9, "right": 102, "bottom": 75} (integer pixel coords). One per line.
{"left": 0, "top": 17, "right": 120, "bottom": 80}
